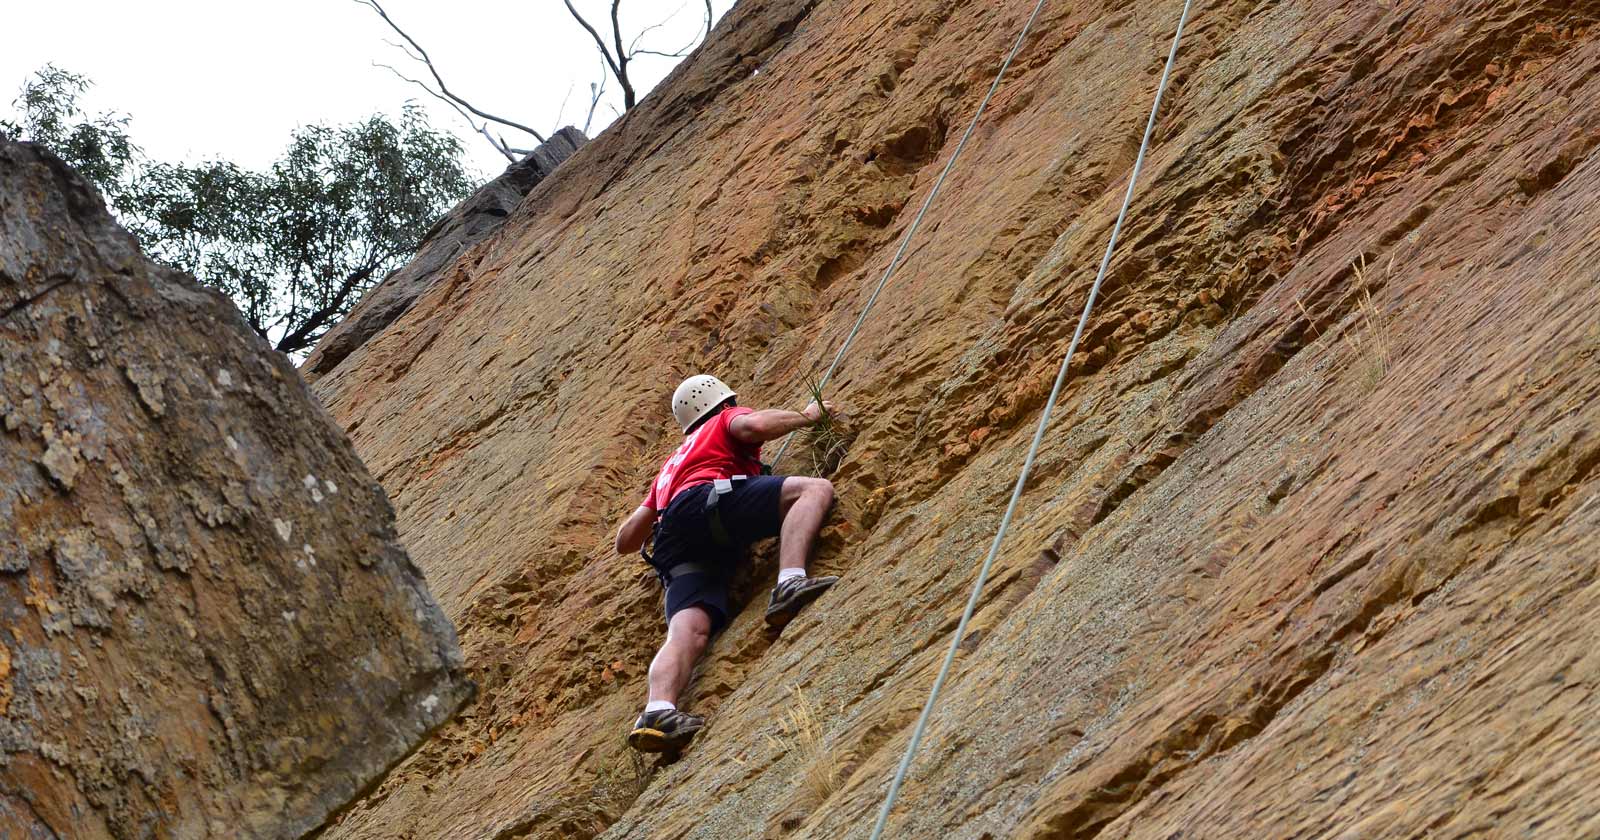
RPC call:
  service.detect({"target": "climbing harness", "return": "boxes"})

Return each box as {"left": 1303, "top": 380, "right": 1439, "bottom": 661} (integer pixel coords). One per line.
{"left": 640, "top": 469, "right": 770, "bottom": 582}
{"left": 639, "top": 449, "right": 776, "bottom": 572}
{"left": 867, "top": 2, "right": 1196, "bottom": 836}
{"left": 703, "top": 475, "right": 746, "bottom": 546}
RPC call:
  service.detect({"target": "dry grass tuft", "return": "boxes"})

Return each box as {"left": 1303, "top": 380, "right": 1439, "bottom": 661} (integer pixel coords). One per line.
{"left": 801, "top": 378, "right": 850, "bottom": 476}
{"left": 1294, "top": 256, "right": 1394, "bottom": 391}
{"left": 592, "top": 748, "right": 654, "bottom": 819}
{"left": 767, "top": 686, "right": 843, "bottom": 805}
{"left": 1343, "top": 256, "right": 1394, "bottom": 390}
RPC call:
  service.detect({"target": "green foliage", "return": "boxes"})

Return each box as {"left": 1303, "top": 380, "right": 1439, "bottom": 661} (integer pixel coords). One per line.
{"left": 4, "top": 65, "right": 478, "bottom": 356}
{"left": 0, "top": 65, "right": 137, "bottom": 192}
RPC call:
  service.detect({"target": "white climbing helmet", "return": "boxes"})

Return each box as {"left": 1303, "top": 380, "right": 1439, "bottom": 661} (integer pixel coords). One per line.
{"left": 672, "top": 374, "right": 737, "bottom": 433}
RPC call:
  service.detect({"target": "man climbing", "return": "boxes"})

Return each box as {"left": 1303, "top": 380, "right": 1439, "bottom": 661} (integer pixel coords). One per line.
{"left": 614, "top": 374, "right": 840, "bottom": 753}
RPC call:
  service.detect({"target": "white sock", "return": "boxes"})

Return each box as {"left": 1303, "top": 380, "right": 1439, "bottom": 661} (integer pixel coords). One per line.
{"left": 645, "top": 700, "right": 676, "bottom": 714}
{"left": 778, "top": 567, "right": 806, "bottom": 583}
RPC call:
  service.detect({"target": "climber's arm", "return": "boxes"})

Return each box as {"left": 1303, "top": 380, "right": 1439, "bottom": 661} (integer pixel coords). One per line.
{"left": 728, "top": 400, "right": 837, "bottom": 444}
{"left": 615, "top": 505, "right": 658, "bottom": 555}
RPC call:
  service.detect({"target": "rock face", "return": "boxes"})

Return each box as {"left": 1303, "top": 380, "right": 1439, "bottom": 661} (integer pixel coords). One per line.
{"left": 310, "top": 0, "right": 1600, "bottom": 838}
{"left": 0, "top": 141, "right": 471, "bottom": 838}
{"left": 301, "top": 127, "right": 587, "bottom": 382}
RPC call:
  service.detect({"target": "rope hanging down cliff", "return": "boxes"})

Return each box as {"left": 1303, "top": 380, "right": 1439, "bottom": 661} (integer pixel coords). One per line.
{"left": 767, "top": 0, "right": 1056, "bottom": 470}
{"left": 869, "top": 1, "right": 1195, "bottom": 836}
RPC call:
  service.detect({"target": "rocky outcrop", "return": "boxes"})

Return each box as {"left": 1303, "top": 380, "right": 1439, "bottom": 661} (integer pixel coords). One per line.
{"left": 311, "top": 0, "right": 1600, "bottom": 838}
{"left": 301, "top": 127, "right": 587, "bottom": 382}
{"left": 0, "top": 141, "right": 471, "bottom": 838}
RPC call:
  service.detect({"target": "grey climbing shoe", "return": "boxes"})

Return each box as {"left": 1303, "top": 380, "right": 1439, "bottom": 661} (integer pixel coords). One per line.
{"left": 628, "top": 708, "right": 705, "bottom": 753}
{"left": 764, "top": 574, "right": 839, "bottom": 628}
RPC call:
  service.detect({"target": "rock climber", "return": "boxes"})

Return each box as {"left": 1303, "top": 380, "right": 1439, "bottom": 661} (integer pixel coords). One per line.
{"left": 614, "top": 374, "right": 840, "bottom": 753}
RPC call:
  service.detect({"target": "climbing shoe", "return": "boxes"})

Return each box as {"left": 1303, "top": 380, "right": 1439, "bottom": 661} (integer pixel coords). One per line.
{"left": 628, "top": 708, "right": 705, "bottom": 753}
{"left": 764, "top": 574, "right": 839, "bottom": 628}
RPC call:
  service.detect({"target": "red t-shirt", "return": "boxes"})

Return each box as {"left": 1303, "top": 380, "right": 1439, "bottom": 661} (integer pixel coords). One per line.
{"left": 642, "top": 406, "right": 764, "bottom": 511}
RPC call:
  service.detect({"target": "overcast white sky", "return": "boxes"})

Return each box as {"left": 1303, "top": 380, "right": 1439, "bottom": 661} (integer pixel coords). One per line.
{"left": 1, "top": 0, "right": 733, "bottom": 179}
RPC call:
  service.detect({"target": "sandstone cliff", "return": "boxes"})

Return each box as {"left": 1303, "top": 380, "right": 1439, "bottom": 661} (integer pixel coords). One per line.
{"left": 310, "top": 0, "right": 1600, "bottom": 837}
{"left": 0, "top": 141, "right": 471, "bottom": 838}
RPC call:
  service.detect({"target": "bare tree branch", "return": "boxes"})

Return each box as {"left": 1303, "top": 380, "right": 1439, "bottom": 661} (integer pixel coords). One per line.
{"left": 561, "top": 0, "right": 639, "bottom": 109}
{"left": 498, "top": 134, "right": 535, "bottom": 156}
{"left": 480, "top": 126, "right": 519, "bottom": 163}
{"left": 375, "top": 61, "right": 519, "bottom": 162}
{"left": 276, "top": 261, "right": 382, "bottom": 355}
{"left": 610, "top": 0, "right": 630, "bottom": 102}
{"left": 631, "top": 48, "right": 695, "bottom": 58}
{"left": 627, "top": 0, "right": 711, "bottom": 60}
{"left": 584, "top": 64, "right": 608, "bottom": 135}
{"left": 381, "top": 38, "right": 426, "bottom": 65}
{"left": 553, "top": 79, "right": 576, "bottom": 131}
{"left": 625, "top": 2, "right": 679, "bottom": 55}
{"left": 561, "top": 0, "right": 624, "bottom": 81}
{"left": 356, "top": 0, "right": 546, "bottom": 144}
{"left": 360, "top": 0, "right": 719, "bottom": 154}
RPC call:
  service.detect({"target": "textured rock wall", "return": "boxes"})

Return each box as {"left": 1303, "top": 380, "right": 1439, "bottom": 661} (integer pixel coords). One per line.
{"left": 0, "top": 142, "right": 471, "bottom": 838}
{"left": 310, "top": 0, "right": 1600, "bottom": 837}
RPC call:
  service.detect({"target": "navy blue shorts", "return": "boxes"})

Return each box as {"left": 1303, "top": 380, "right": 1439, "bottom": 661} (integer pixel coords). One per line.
{"left": 650, "top": 475, "right": 787, "bottom": 632}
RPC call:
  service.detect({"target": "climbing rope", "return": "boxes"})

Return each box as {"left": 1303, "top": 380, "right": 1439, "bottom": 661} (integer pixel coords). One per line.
{"left": 868, "top": 1, "right": 1194, "bottom": 837}
{"left": 768, "top": 0, "right": 1054, "bottom": 470}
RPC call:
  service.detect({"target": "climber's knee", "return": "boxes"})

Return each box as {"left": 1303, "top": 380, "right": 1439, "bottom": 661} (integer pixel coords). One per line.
{"left": 668, "top": 606, "right": 712, "bottom": 655}
{"left": 809, "top": 477, "right": 835, "bottom": 510}
{"left": 781, "top": 476, "right": 834, "bottom": 514}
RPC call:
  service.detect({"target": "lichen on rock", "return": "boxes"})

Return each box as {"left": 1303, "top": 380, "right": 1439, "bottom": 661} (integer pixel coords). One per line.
{"left": 0, "top": 140, "right": 472, "bottom": 839}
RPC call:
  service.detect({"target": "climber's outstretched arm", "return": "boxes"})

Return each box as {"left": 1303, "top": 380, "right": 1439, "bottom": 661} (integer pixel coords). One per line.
{"left": 729, "top": 400, "right": 837, "bottom": 444}
{"left": 616, "top": 505, "right": 658, "bottom": 555}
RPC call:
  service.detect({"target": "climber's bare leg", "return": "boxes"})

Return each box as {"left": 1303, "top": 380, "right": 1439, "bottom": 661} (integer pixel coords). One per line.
{"left": 777, "top": 477, "right": 834, "bottom": 572}
{"left": 647, "top": 606, "right": 712, "bottom": 706}
{"left": 766, "top": 478, "right": 841, "bottom": 629}
{"left": 630, "top": 606, "right": 711, "bottom": 752}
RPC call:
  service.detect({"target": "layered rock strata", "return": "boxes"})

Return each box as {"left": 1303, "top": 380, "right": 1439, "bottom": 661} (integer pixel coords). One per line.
{"left": 0, "top": 141, "right": 471, "bottom": 839}
{"left": 312, "top": 0, "right": 1600, "bottom": 837}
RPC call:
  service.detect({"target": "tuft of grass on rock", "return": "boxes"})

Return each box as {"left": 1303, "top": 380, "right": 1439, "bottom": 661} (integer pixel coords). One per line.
{"left": 1296, "top": 257, "right": 1395, "bottom": 392}
{"left": 801, "top": 378, "right": 850, "bottom": 476}
{"left": 767, "top": 686, "right": 842, "bottom": 805}
{"left": 1342, "top": 256, "right": 1393, "bottom": 391}
{"left": 592, "top": 748, "right": 654, "bottom": 819}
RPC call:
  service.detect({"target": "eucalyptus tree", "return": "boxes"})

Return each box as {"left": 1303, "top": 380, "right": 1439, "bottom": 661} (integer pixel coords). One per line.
{"left": 4, "top": 66, "right": 477, "bottom": 356}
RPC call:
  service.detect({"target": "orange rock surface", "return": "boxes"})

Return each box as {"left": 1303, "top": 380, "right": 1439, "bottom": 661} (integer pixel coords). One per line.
{"left": 311, "top": 0, "right": 1600, "bottom": 837}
